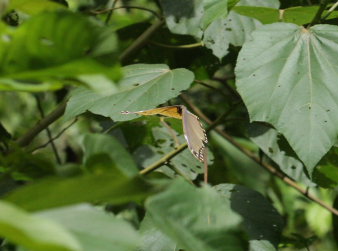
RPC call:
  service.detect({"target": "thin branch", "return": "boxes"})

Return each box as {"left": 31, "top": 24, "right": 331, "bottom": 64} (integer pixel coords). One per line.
{"left": 17, "top": 101, "right": 67, "bottom": 147}
{"left": 148, "top": 40, "right": 203, "bottom": 49}
{"left": 321, "top": 1, "right": 338, "bottom": 20}
{"left": 194, "top": 79, "right": 229, "bottom": 98}
{"left": 92, "top": 6, "right": 161, "bottom": 19}
{"left": 35, "top": 96, "right": 61, "bottom": 164}
{"left": 31, "top": 118, "right": 78, "bottom": 152}
{"left": 309, "top": 0, "right": 330, "bottom": 26}
{"left": 119, "top": 19, "right": 164, "bottom": 64}
{"left": 139, "top": 143, "right": 187, "bottom": 175}
{"left": 181, "top": 95, "right": 338, "bottom": 216}
{"left": 104, "top": 0, "right": 119, "bottom": 24}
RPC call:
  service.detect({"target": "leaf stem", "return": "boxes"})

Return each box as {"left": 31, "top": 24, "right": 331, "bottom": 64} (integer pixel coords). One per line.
{"left": 35, "top": 96, "right": 62, "bottom": 164}
{"left": 92, "top": 6, "right": 162, "bottom": 19}
{"left": 139, "top": 143, "right": 187, "bottom": 175}
{"left": 181, "top": 95, "right": 338, "bottom": 216}
{"left": 321, "top": 1, "right": 338, "bottom": 20}
{"left": 310, "top": 0, "right": 330, "bottom": 26}
{"left": 119, "top": 19, "right": 164, "bottom": 64}
{"left": 148, "top": 41, "right": 203, "bottom": 49}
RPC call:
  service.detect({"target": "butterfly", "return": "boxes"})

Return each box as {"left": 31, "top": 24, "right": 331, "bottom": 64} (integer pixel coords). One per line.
{"left": 121, "top": 105, "right": 208, "bottom": 162}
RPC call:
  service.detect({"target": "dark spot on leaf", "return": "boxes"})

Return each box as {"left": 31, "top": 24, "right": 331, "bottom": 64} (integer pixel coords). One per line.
{"left": 252, "top": 74, "right": 256, "bottom": 77}
{"left": 133, "top": 83, "right": 140, "bottom": 86}
{"left": 228, "top": 19, "right": 232, "bottom": 22}
{"left": 171, "top": 88, "right": 175, "bottom": 90}
{"left": 268, "top": 147, "right": 273, "bottom": 153}
{"left": 157, "top": 150, "right": 164, "bottom": 154}
{"left": 326, "top": 109, "right": 330, "bottom": 112}
{"left": 278, "top": 85, "right": 281, "bottom": 87}
{"left": 226, "top": 28, "right": 232, "bottom": 31}
{"left": 291, "top": 166, "right": 296, "bottom": 170}
{"left": 324, "top": 120, "right": 327, "bottom": 123}
{"left": 182, "top": 163, "right": 187, "bottom": 167}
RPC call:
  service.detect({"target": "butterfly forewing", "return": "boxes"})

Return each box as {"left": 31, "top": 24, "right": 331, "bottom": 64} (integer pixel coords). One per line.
{"left": 182, "top": 107, "right": 208, "bottom": 162}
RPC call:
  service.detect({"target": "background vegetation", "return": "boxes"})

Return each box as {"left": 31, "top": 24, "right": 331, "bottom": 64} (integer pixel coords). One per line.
{"left": 0, "top": 0, "right": 338, "bottom": 250}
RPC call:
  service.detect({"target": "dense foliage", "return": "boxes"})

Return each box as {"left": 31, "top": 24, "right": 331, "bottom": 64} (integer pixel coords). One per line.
{"left": 0, "top": 0, "right": 338, "bottom": 250}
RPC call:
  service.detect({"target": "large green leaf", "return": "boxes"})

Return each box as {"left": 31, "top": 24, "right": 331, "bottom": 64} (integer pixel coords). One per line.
{"left": 214, "top": 184, "right": 284, "bottom": 251}
{"left": 203, "top": 0, "right": 279, "bottom": 60}
{"left": 146, "top": 179, "right": 247, "bottom": 251}
{"left": 248, "top": 123, "right": 315, "bottom": 186}
{"left": 38, "top": 204, "right": 140, "bottom": 251}
{"left": 0, "top": 11, "right": 119, "bottom": 92}
{"left": 4, "top": 171, "right": 153, "bottom": 211}
{"left": 0, "top": 200, "right": 80, "bottom": 251}
{"left": 82, "top": 133, "right": 139, "bottom": 177}
{"left": 235, "top": 23, "right": 338, "bottom": 174}
{"left": 64, "top": 64, "right": 194, "bottom": 121}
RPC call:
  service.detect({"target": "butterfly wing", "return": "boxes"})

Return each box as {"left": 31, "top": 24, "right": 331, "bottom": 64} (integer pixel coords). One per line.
{"left": 121, "top": 106, "right": 183, "bottom": 119}
{"left": 182, "top": 106, "right": 208, "bottom": 162}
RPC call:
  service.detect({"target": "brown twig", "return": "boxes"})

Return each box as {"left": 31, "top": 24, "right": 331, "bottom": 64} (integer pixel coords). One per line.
{"left": 92, "top": 6, "right": 161, "bottom": 19}
{"left": 16, "top": 101, "right": 67, "bottom": 147}
{"left": 181, "top": 95, "right": 338, "bottom": 216}
{"left": 31, "top": 118, "right": 78, "bottom": 152}
{"left": 35, "top": 96, "right": 61, "bottom": 164}
{"left": 119, "top": 19, "right": 164, "bottom": 64}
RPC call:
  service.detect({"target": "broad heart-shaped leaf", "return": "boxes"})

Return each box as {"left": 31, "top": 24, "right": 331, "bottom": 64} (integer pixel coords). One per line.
{"left": 146, "top": 179, "right": 248, "bottom": 251}
{"left": 235, "top": 23, "right": 338, "bottom": 174}
{"left": 0, "top": 200, "right": 80, "bottom": 251}
{"left": 4, "top": 170, "right": 153, "bottom": 211}
{"left": 64, "top": 64, "right": 194, "bottom": 121}
{"left": 214, "top": 184, "right": 284, "bottom": 251}
{"left": 203, "top": 0, "right": 279, "bottom": 60}
{"left": 37, "top": 204, "right": 140, "bottom": 251}
{"left": 248, "top": 123, "right": 315, "bottom": 187}
{"left": 81, "top": 133, "right": 138, "bottom": 177}
{"left": 0, "top": 11, "right": 119, "bottom": 92}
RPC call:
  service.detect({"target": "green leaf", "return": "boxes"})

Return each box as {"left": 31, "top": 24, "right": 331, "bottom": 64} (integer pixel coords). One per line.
{"left": 138, "top": 213, "right": 177, "bottom": 251}
{"left": 202, "top": 0, "right": 228, "bottom": 29}
{"left": 8, "top": 0, "right": 65, "bottom": 15}
{"left": 214, "top": 184, "right": 284, "bottom": 250}
{"left": 236, "top": 24, "right": 338, "bottom": 175}
{"left": 235, "top": 23, "right": 338, "bottom": 174}
{"left": 4, "top": 171, "right": 153, "bottom": 211}
{"left": 203, "top": 0, "right": 279, "bottom": 60}
{"left": 0, "top": 11, "right": 120, "bottom": 92}
{"left": 232, "top": 6, "right": 279, "bottom": 24}
{"left": 38, "top": 204, "right": 141, "bottom": 251}
{"left": 233, "top": 6, "right": 338, "bottom": 26}
{"left": 0, "top": 200, "right": 81, "bottom": 251}
{"left": 82, "top": 133, "right": 139, "bottom": 177}
{"left": 159, "top": 0, "right": 205, "bottom": 38}
{"left": 248, "top": 123, "right": 315, "bottom": 186}
{"left": 64, "top": 64, "right": 194, "bottom": 121}
{"left": 146, "top": 179, "right": 247, "bottom": 251}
